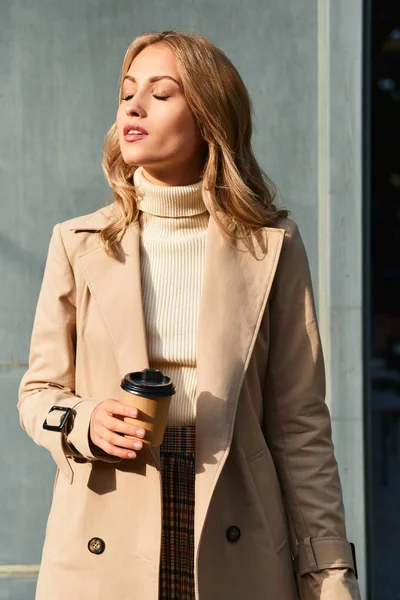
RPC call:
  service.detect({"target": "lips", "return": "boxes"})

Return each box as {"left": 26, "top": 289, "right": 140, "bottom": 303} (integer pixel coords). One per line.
{"left": 123, "top": 123, "right": 148, "bottom": 136}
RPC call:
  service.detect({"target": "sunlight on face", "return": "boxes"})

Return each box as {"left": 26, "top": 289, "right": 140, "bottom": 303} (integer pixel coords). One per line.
{"left": 116, "top": 43, "right": 205, "bottom": 184}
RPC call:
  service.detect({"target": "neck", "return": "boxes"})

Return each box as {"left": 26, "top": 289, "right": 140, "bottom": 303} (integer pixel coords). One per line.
{"left": 140, "top": 164, "right": 204, "bottom": 187}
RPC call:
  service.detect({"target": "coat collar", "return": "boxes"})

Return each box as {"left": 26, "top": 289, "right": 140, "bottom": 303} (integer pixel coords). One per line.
{"left": 70, "top": 202, "right": 285, "bottom": 549}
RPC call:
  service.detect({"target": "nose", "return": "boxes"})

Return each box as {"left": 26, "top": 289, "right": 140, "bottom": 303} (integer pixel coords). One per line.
{"left": 125, "top": 97, "right": 145, "bottom": 118}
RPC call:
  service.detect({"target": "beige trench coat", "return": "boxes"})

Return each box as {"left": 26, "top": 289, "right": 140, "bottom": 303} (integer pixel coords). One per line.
{"left": 18, "top": 201, "right": 360, "bottom": 600}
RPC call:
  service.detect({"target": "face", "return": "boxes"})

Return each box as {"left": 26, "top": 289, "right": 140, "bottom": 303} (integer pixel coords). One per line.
{"left": 116, "top": 43, "right": 206, "bottom": 185}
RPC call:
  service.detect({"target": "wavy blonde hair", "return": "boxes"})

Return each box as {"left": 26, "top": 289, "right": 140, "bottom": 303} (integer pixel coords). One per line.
{"left": 100, "top": 30, "right": 288, "bottom": 259}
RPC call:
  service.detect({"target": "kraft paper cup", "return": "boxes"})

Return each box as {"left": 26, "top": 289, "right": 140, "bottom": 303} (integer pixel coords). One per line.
{"left": 120, "top": 369, "right": 176, "bottom": 447}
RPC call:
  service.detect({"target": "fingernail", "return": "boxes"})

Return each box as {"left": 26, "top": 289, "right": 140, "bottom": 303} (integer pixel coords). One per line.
{"left": 133, "top": 441, "right": 142, "bottom": 450}
{"left": 136, "top": 428, "right": 145, "bottom": 437}
{"left": 128, "top": 452, "right": 136, "bottom": 458}
{"left": 130, "top": 409, "right": 138, "bottom": 417}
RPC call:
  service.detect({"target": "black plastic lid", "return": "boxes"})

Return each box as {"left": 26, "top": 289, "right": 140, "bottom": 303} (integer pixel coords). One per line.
{"left": 121, "top": 369, "right": 175, "bottom": 398}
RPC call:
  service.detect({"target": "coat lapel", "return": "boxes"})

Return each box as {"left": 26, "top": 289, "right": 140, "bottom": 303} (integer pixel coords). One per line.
{"left": 194, "top": 217, "right": 284, "bottom": 549}
{"left": 74, "top": 217, "right": 149, "bottom": 379}
{"left": 70, "top": 203, "right": 285, "bottom": 542}
{"left": 71, "top": 210, "right": 159, "bottom": 470}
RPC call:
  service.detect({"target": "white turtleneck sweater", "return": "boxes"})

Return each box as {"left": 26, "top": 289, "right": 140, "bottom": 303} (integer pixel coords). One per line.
{"left": 133, "top": 166, "right": 210, "bottom": 426}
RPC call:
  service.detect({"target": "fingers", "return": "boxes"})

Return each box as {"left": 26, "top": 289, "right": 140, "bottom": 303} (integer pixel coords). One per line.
{"left": 90, "top": 428, "right": 143, "bottom": 460}
{"left": 89, "top": 398, "right": 147, "bottom": 460}
{"left": 95, "top": 438, "right": 138, "bottom": 460}
{"left": 102, "top": 398, "right": 141, "bottom": 420}
{"left": 105, "top": 414, "right": 146, "bottom": 439}
{"left": 101, "top": 426, "right": 144, "bottom": 452}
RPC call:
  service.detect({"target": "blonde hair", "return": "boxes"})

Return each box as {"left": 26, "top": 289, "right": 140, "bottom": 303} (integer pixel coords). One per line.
{"left": 100, "top": 30, "right": 288, "bottom": 259}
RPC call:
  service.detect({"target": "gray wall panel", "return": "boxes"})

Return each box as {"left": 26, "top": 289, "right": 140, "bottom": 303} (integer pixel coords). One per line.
{"left": 325, "top": 0, "right": 365, "bottom": 594}
{"left": 2, "top": 0, "right": 320, "bottom": 361}
{"left": 0, "top": 368, "right": 53, "bottom": 565}
{"left": 0, "top": 578, "right": 38, "bottom": 600}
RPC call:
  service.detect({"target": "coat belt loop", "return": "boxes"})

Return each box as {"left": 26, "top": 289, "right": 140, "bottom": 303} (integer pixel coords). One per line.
{"left": 304, "top": 536, "right": 318, "bottom": 571}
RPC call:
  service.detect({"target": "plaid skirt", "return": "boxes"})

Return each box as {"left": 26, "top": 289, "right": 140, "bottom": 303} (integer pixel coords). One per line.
{"left": 159, "top": 426, "right": 196, "bottom": 600}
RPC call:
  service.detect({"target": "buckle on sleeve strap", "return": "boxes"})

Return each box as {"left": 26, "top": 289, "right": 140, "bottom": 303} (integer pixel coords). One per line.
{"left": 43, "top": 406, "right": 72, "bottom": 432}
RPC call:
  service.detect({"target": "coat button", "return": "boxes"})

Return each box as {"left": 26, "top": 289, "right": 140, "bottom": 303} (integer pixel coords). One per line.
{"left": 226, "top": 525, "right": 241, "bottom": 543}
{"left": 88, "top": 537, "right": 105, "bottom": 554}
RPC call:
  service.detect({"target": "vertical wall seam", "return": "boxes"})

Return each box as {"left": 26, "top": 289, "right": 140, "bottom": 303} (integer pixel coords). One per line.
{"left": 317, "top": 0, "right": 331, "bottom": 407}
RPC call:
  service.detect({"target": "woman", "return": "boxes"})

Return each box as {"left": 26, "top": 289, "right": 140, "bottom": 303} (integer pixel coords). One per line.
{"left": 18, "top": 30, "right": 360, "bottom": 600}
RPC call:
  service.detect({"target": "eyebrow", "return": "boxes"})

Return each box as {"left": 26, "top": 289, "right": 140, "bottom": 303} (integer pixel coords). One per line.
{"left": 123, "top": 75, "right": 182, "bottom": 88}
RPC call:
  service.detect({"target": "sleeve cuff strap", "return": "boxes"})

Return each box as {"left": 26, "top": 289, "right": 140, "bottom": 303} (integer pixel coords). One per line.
{"left": 67, "top": 398, "right": 123, "bottom": 464}
{"left": 296, "top": 537, "right": 357, "bottom": 577}
{"left": 66, "top": 398, "right": 104, "bottom": 459}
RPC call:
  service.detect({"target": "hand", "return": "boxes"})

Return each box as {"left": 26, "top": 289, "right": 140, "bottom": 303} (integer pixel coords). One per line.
{"left": 89, "top": 398, "right": 146, "bottom": 459}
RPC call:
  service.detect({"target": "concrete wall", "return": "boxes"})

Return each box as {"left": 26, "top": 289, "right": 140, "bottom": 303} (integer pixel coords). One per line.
{"left": 319, "top": 2, "right": 365, "bottom": 596}
{"left": 0, "top": 1, "right": 365, "bottom": 597}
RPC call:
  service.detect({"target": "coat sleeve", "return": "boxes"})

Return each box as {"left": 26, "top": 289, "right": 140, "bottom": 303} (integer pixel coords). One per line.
{"left": 262, "top": 221, "right": 360, "bottom": 599}
{"left": 18, "top": 223, "right": 121, "bottom": 484}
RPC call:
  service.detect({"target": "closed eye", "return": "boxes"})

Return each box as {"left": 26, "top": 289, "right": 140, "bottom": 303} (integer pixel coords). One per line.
{"left": 121, "top": 94, "right": 170, "bottom": 102}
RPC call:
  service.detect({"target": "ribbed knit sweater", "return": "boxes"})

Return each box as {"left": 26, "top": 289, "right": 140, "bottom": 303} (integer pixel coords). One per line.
{"left": 133, "top": 166, "right": 210, "bottom": 426}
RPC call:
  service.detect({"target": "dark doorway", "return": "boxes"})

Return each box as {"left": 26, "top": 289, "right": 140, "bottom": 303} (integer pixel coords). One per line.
{"left": 368, "top": 1, "right": 400, "bottom": 598}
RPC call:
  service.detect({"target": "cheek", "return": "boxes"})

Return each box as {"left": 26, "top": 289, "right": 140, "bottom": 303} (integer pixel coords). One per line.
{"left": 160, "top": 107, "right": 199, "bottom": 147}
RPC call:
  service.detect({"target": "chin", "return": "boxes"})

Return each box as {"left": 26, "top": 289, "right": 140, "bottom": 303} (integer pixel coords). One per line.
{"left": 120, "top": 151, "right": 145, "bottom": 166}
{"left": 120, "top": 146, "right": 159, "bottom": 165}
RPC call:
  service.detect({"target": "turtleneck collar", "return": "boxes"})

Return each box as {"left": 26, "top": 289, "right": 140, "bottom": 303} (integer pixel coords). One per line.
{"left": 133, "top": 166, "right": 208, "bottom": 218}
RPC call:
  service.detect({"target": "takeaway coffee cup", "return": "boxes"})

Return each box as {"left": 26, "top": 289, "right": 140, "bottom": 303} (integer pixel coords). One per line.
{"left": 120, "top": 368, "right": 176, "bottom": 447}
